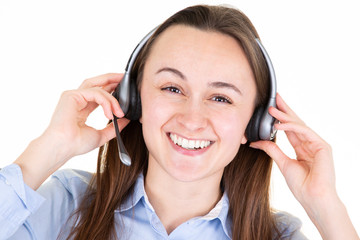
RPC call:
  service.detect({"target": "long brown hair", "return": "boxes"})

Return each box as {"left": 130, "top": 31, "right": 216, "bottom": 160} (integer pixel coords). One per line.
{"left": 67, "top": 5, "right": 280, "bottom": 240}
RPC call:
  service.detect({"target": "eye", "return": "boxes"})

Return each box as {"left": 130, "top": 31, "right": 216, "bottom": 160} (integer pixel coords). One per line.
{"left": 161, "top": 86, "right": 182, "bottom": 94}
{"left": 211, "top": 95, "right": 232, "bottom": 104}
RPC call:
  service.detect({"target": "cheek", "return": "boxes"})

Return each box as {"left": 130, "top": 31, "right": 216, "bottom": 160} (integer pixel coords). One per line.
{"left": 142, "top": 94, "right": 169, "bottom": 122}
{"left": 140, "top": 94, "right": 165, "bottom": 160}
{"left": 141, "top": 90, "right": 174, "bottom": 141}
{"left": 217, "top": 116, "right": 249, "bottom": 170}
{"left": 215, "top": 114, "right": 245, "bottom": 145}
{"left": 218, "top": 107, "right": 251, "bottom": 133}
{"left": 213, "top": 108, "right": 252, "bottom": 156}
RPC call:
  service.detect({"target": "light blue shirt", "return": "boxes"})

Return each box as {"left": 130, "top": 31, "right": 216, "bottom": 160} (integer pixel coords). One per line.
{"left": 0, "top": 164, "right": 307, "bottom": 239}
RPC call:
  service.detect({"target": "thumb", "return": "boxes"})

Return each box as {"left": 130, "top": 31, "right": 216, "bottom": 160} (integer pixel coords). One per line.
{"left": 250, "top": 140, "right": 290, "bottom": 175}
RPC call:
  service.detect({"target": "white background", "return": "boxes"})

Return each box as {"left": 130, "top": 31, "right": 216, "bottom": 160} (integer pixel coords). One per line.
{"left": 0, "top": 0, "right": 359, "bottom": 239}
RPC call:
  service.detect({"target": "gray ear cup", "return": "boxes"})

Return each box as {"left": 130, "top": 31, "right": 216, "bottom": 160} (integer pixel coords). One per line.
{"left": 245, "top": 106, "right": 263, "bottom": 142}
{"left": 124, "top": 79, "right": 142, "bottom": 120}
{"left": 246, "top": 39, "right": 277, "bottom": 142}
{"left": 112, "top": 76, "right": 141, "bottom": 120}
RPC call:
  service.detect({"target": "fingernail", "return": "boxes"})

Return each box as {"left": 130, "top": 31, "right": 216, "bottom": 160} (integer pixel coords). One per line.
{"left": 114, "top": 109, "right": 124, "bottom": 119}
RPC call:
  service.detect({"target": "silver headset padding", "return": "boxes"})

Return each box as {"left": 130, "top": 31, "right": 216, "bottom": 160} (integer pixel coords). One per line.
{"left": 255, "top": 39, "right": 278, "bottom": 141}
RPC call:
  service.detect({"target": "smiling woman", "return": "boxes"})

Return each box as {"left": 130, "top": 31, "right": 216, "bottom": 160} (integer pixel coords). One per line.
{"left": 0, "top": 4, "right": 359, "bottom": 240}
{"left": 141, "top": 25, "right": 255, "bottom": 182}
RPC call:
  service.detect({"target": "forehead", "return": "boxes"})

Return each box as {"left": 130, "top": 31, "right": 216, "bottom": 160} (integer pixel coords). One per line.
{"left": 145, "top": 25, "right": 255, "bottom": 87}
{"left": 149, "top": 25, "right": 246, "bottom": 64}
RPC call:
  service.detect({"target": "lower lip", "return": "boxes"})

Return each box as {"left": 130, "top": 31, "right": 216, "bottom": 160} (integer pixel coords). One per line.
{"left": 167, "top": 134, "right": 213, "bottom": 156}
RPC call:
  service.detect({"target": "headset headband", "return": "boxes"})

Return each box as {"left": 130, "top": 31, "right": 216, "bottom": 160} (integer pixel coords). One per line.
{"left": 255, "top": 38, "right": 278, "bottom": 140}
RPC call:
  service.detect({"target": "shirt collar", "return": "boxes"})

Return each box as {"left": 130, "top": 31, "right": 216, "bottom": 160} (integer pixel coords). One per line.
{"left": 116, "top": 173, "right": 232, "bottom": 238}
{"left": 117, "top": 173, "right": 147, "bottom": 212}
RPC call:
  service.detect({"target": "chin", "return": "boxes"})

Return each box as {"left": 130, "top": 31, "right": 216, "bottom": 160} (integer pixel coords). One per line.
{"left": 165, "top": 159, "right": 223, "bottom": 183}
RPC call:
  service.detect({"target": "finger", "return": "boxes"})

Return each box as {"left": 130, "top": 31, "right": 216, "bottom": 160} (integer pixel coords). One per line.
{"left": 276, "top": 93, "right": 292, "bottom": 113}
{"left": 79, "top": 73, "right": 123, "bottom": 89}
{"left": 276, "top": 94, "right": 303, "bottom": 123}
{"left": 84, "top": 88, "right": 123, "bottom": 119}
{"left": 74, "top": 87, "right": 123, "bottom": 119}
{"left": 103, "top": 81, "right": 120, "bottom": 93}
{"left": 98, "top": 118, "right": 130, "bottom": 146}
{"left": 283, "top": 130, "right": 303, "bottom": 149}
{"left": 78, "top": 82, "right": 120, "bottom": 116}
{"left": 275, "top": 122, "right": 326, "bottom": 145}
{"left": 250, "top": 140, "right": 291, "bottom": 174}
{"left": 269, "top": 106, "right": 292, "bottom": 123}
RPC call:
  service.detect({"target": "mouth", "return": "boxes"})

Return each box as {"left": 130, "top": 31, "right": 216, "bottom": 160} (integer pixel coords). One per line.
{"left": 169, "top": 133, "right": 213, "bottom": 150}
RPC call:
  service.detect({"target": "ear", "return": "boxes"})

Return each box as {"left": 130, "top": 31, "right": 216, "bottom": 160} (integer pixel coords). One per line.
{"left": 139, "top": 115, "right": 143, "bottom": 124}
{"left": 241, "top": 135, "right": 247, "bottom": 145}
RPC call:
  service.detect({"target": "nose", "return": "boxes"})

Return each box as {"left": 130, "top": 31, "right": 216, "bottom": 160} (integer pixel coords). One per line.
{"left": 176, "top": 100, "right": 208, "bottom": 132}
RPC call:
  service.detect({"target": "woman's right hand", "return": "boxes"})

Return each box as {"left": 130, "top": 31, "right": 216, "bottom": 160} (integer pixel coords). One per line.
{"left": 14, "top": 73, "right": 130, "bottom": 190}
{"left": 46, "top": 73, "right": 127, "bottom": 159}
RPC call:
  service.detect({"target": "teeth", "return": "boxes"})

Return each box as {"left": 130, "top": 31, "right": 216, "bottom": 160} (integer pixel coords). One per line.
{"left": 195, "top": 140, "right": 200, "bottom": 148}
{"left": 170, "top": 133, "right": 211, "bottom": 150}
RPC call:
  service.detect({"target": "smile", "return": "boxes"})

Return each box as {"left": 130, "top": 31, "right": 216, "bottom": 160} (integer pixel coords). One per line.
{"left": 169, "top": 133, "right": 212, "bottom": 150}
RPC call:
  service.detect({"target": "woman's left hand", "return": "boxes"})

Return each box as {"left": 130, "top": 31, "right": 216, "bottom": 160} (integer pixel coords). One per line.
{"left": 250, "top": 93, "right": 336, "bottom": 209}
{"left": 250, "top": 94, "right": 360, "bottom": 240}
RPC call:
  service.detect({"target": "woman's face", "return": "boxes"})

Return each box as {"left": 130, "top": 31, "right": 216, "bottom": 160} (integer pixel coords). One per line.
{"left": 140, "top": 25, "right": 257, "bottom": 183}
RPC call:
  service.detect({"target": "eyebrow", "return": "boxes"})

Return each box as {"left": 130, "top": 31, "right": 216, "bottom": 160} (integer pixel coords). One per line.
{"left": 156, "top": 67, "right": 186, "bottom": 80}
{"left": 208, "top": 81, "right": 242, "bottom": 95}
{"left": 156, "top": 67, "right": 242, "bottom": 95}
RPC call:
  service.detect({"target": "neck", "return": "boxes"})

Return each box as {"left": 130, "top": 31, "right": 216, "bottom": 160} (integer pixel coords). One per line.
{"left": 144, "top": 160, "right": 223, "bottom": 234}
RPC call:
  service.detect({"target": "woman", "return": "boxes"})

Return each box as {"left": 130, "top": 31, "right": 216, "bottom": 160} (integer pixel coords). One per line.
{"left": 0, "top": 4, "right": 358, "bottom": 240}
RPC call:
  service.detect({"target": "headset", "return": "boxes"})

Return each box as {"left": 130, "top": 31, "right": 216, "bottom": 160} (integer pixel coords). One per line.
{"left": 112, "top": 27, "right": 277, "bottom": 166}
